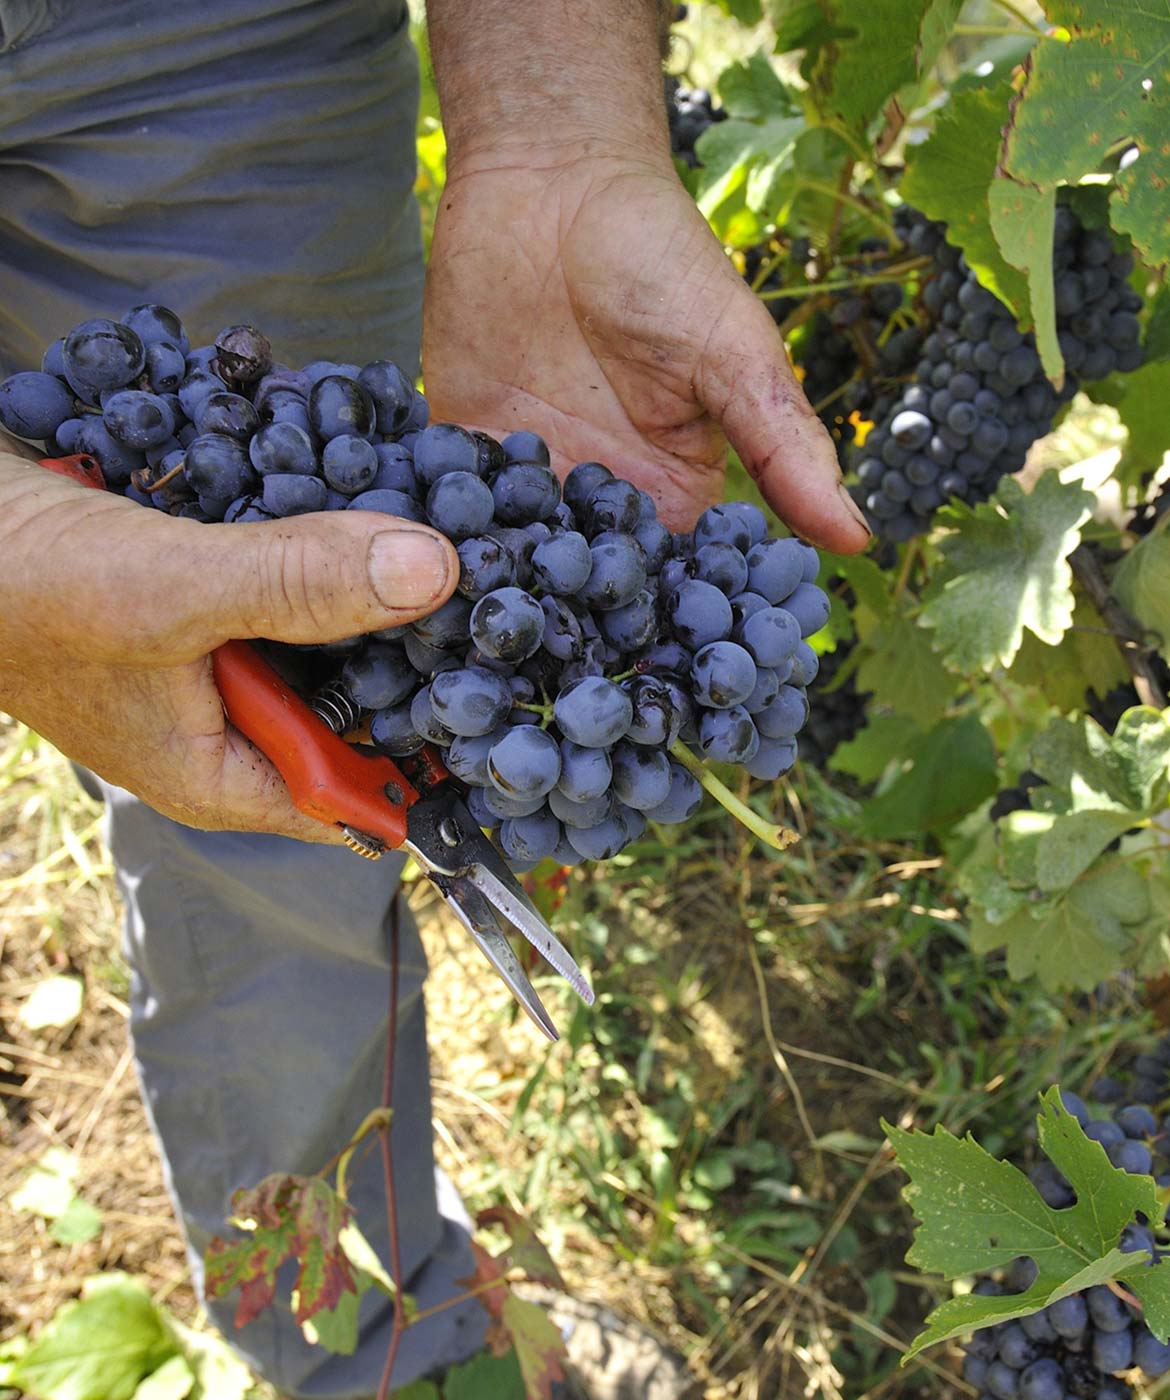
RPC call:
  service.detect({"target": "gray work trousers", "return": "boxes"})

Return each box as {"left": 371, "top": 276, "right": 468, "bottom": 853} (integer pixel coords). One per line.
{"left": 0, "top": 1, "right": 487, "bottom": 1392}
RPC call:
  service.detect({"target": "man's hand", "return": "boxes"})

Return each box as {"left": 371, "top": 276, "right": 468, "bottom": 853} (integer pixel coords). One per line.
{"left": 0, "top": 455, "right": 456, "bottom": 839}
{"left": 424, "top": 154, "right": 870, "bottom": 549}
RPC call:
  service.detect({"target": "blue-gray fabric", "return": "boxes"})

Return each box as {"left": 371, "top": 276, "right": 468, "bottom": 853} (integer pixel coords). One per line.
{"left": 0, "top": 2, "right": 488, "bottom": 1394}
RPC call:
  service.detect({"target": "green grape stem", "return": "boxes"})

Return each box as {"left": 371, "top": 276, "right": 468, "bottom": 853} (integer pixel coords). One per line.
{"left": 669, "top": 740, "right": 799, "bottom": 851}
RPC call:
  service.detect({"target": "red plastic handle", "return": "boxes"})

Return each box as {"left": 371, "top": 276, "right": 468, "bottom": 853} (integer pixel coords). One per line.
{"left": 37, "top": 454, "right": 419, "bottom": 849}
{"left": 38, "top": 452, "right": 107, "bottom": 491}
{"left": 212, "top": 641, "right": 417, "bottom": 848}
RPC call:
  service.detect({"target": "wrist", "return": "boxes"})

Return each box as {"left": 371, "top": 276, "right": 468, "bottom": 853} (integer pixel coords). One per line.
{"left": 429, "top": 0, "right": 673, "bottom": 183}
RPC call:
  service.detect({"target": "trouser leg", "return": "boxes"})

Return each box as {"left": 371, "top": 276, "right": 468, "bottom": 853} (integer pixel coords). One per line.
{"left": 0, "top": 0, "right": 486, "bottom": 1390}
{"left": 104, "top": 783, "right": 488, "bottom": 1398}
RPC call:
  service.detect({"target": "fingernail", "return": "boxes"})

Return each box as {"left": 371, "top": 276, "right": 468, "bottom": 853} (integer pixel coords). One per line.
{"left": 837, "top": 482, "right": 873, "bottom": 538}
{"left": 368, "top": 528, "right": 453, "bottom": 611}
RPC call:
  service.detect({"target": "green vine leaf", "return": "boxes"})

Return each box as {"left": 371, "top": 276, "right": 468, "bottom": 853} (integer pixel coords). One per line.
{"left": 988, "top": 179, "right": 1061, "bottom": 382}
{"left": 716, "top": 51, "right": 797, "bottom": 121}
{"left": 919, "top": 472, "right": 1094, "bottom": 672}
{"left": 802, "top": 0, "right": 933, "bottom": 133}
{"left": 916, "top": 0, "right": 965, "bottom": 76}
{"left": 855, "top": 610, "right": 958, "bottom": 728}
{"left": 886, "top": 1089, "right": 1170, "bottom": 1362}
{"left": 9, "top": 1274, "right": 178, "bottom": 1400}
{"left": 1008, "top": 594, "right": 1131, "bottom": 713}
{"left": 858, "top": 713, "right": 997, "bottom": 837}
{"left": 1114, "top": 530, "right": 1170, "bottom": 654}
{"left": 963, "top": 709, "right": 1170, "bottom": 989}
{"left": 901, "top": 81, "right": 1029, "bottom": 319}
{"left": 1001, "top": 2, "right": 1170, "bottom": 268}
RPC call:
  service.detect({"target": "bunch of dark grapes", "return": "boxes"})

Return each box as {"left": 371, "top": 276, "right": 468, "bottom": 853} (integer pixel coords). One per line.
{"left": 665, "top": 75, "right": 726, "bottom": 167}
{"left": 854, "top": 204, "right": 1145, "bottom": 540}
{"left": 1092, "top": 1035, "right": 1170, "bottom": 1116}
{"left": 793, "top": 638, "right": 871, "bottom": 769}
{"left": 0, "top": 308, "right": 832, "bottom": 872}
{"left": 961, "top": 1088, "right": 1170, "bottom": 1398}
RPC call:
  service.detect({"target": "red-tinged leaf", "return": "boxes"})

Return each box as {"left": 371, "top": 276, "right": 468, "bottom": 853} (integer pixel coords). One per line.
{"left": 456, "top": 1240, "right": 510, "bottom": 1320}
{"left": 484, "top": 1318, "right": 514, "bottom": 1358}
{"left": 204, "top": 1173, "right": 359, "bottom": 1330}
{"left": 476, "top": 1207, "right": 566, "bottom": 1292}
{"left": 500, "top": 1294, "right": 567, "bottom": 1400}
{"left": 522, "top": 860, "right": 570, "bottom": 921}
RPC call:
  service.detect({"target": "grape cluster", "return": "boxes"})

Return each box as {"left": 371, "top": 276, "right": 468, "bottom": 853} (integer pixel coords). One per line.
{"left": 665, "top": 75, "right": 725, "bottom": 167}
{"left": 1092, "top": 1036, "right": 1170, "bottom": 1119}
{"left": 961, "top": 1085, "right": 1170, "bottom": 1399}
{"left": 963, "top": 1271, "right": 1170, "bottom": 1400}
{"left": 853, "top": 204, "right": 1145, "bottom": 540}
{"left": 0, "top": 308, "right": 831, "bottom": 872}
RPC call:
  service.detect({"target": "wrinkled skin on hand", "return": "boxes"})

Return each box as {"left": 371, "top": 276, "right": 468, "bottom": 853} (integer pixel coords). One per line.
{"left": 0, "top": 453, "right": 456, "bottom": 838}
{"left": 424, "top": 153, "right": 871, "bottom": 550}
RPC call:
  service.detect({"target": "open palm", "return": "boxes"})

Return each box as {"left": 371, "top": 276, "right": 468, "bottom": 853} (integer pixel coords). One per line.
{"left": 423, "top": 155, "right": 869, "bottom": 550}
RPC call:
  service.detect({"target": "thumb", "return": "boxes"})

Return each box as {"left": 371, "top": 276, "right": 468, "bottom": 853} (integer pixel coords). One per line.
{"left": 699, "top": 290, "right": 873, "bottom": 553}
{"left": 178, "top": 511, "right": 459, "bottom": 655}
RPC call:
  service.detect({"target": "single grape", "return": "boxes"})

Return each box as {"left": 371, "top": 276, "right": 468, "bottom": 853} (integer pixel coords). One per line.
{"left": 457, "top": 536, "right": 516, "bottom": 600}
{"left": 429, "top": 666, "right": 513, "bottom": 737}
{"left": 1018, "top": 1358, "right": 1061, "bottom": 1400}
{"left": 744, "top": 736, "right": 798, "bottom": 780}
{"left": 693, "top": 502, "right": 753, "bottom": 553}
{"left": 579, "top": 534, "right": 647, "bottom": 611}
{"left": 261, "top": 473, "right": 328, "bottom": 517}
{"left": 557, "top": 740, "right": 612, "bottom": 802}
{"left": 309, "top": 375, "right": 376, "bottom": 441}
{"left": 1134, "top": 1327, "right": 1170, "bottom": 1377}
{"left": 123, "top": 304, "right": 189, "bottom": 354}
{"left": 425, "top": 471, "right": 495, "bottom": 539}
{"left": 410, "top": 685, "right": 455, "bottom": 746}
{"left": 739, "top": 606, "right": 801, "bottom": 669}
{"left": 698, "top": 707, "right": 759, "bottom": 763}
{"left": 611, "top": 742, "right": 672, "bottom": 811}
{"left": 248, "top": 422, "right": 318, "bottom": 477}
{"left": 1108, "top": 1138, "right": 1153, "bottom": 1175}
{"left": 548, "top": 787, "right": 613, "bottom": 829}
{"left": 694, "top": 542, "right": 749, "bottom": 596}
{"left": 745, "top": 537, "right": 805, "bottom": 604}
{"left": 487, "top": 726, "right": 562, "bottom": 800}
{"left": 531, "top": 532, "right": 592, "bottom": 594}
{"left": 501, "top": 429, "right": 550, "bottom": 466}
{"left": 347, "top": 488, "right": 425, "bottom": 522}
{"left": 341, "top": 641, "right": 416, "bottom": 710}
{"left": 755, "top": 685, "right": 809, "bottom": 741}
{"left": 599, "top": 588, "right": 658, "bottom": 652}
{"left": 582, "top": 479, "right": 641, "bottom": 536}
{"left": 194, "top": 391, "right": 261, "bottom": 443}
{"left": 357, "top": 360, "right": 417, "bottom": 435}
{"left": 669, "top": 579, "right": 733, "bottom": 649}
{"left": 491, "top": 463, "right": 561, "bottom": 524}
{"left": 778, "top": 582, "right": 831, "bottom": 638}
{"left": 470, "top": 587, "right": 545, "bottom": 663}
{"left": 183, "top": 432, "right": 256, "bottom": 502}
{"left": 563, "top": 460, "right": 614, "bottom": 514}
{"left": 1085, "top": 1285, "right": 1130, "bottom": 1333}
{"left": 1092, "top": 1326, "right": 1133, "bottom": 1373}
{"left": 691, "top": 641, "right": 758, "bottom": 709}
{"left": 554, "top": 676, "right": 633, "bottom": 747}
{"left": 500, "top": 808, "right": 562, "bottom": 863}
{"left": 1115, "top": 1104, "right": 1157, "bottom": 1138}
{"left": 565, "top": 813, "right": 630, "bottom": 861}
{"left": 0, "top": 371, "right": 76, "bottom": 439}
{"left": 370, "top": 700, "right": 426, "bottom": 757}
{"left": 323, "top": 435, "right": 379, "bottom": 495}
{"left": 63, "top": 317, "right": 146, "bottom": 391}
{"left": 412, "top": 422, "right": 481, "bottom": 487}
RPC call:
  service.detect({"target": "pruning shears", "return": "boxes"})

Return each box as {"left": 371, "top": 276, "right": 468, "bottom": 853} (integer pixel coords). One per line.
{"left": 39, "top": 453, "right": 594, "bottom": 1041}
